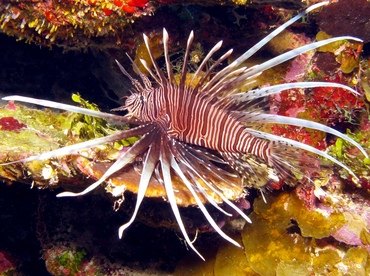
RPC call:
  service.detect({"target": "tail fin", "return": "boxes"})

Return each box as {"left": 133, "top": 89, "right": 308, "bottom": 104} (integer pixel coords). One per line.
{"left": 266, "top": 140, "right": 331, "bottom": 187}
{"left": 223, "top": 138, "right": 343, "bottom": 189}
{"left": 221, "top": 152, "right": 280, "bottom": 189}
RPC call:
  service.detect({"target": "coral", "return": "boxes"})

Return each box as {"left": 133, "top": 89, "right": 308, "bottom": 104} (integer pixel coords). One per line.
{"left": 268, "top": 76, "right": 365, "bottom": 149}
{"left": 317, "top": 0, "right": 370, "bottom": 44}
{"left": 0, "top": 0, "right": 291, "bottom": 49}
{"left": 0, "top": 96, "right": 129, "bottom": 186}
{"left": 266, "top": 33, "right": 366, "bottom": 150}
{"left": 213, "top": 238, "right": 254, "bottom": 276}
{"left": 317, "top": 31, "right": 362, "bottom": 74}
{"left": 0, "top": 0, "right": 155, "bottom": 48}
{"left": 241, "top": 191, "right": 370, "bottom": 275}
{"left": 231, "top": 0, "right": 307, "bottom": 9}
{"left": 0, "top": 1, "right": 369, "bottom": 273}
{"left": 268, "top": 30, "right": 311, "bottom": 56}
{"left": 328, "top": 123, "right": 370, "bottom": 189}
{"left": 133, "top": 31, "right": 164, "bottom": 75}
{"left": 173, "top": 182, "right": 370, "bottom": 275}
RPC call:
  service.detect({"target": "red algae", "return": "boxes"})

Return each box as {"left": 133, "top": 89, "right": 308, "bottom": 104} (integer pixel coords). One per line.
{"left": 5, "top": 101, "right": 17, "bottom": 111}
{"left": 0, "top": 117, "right": 26, "bottom": 132}
{"left": 311, "top": 81, "right": 365, "bottom": 122}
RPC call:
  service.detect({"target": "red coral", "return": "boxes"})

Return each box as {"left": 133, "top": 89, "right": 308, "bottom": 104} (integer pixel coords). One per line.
{"left": 127, "top": 0, "right": 148, "bottom": 8}
{"left": 45, "top": 10, "right": 55, "bottom": 22}
{"left": 102, "top": 8, "right": 113, "bottom": 16}
{"left": 271, "top": 89, "right": 306, "bottom": 117}
{"left": 0, "top": 117, "right": 27, "bottom": 132}
{"left": 122, "top": 5, "right": 137, "bottom": 13}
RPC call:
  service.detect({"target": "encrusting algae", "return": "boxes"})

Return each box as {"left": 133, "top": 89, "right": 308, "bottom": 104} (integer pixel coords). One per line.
{"left": 0, "top": 94, "right": 126, "bottom": 187}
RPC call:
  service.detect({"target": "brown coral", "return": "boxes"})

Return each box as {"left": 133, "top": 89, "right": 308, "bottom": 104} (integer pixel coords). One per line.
{"left": 317, "top": 0, "right": 370, "bottom": 44}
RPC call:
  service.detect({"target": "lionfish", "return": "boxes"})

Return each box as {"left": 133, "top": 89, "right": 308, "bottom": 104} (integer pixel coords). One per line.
{"left": 1, "top": 2, "right": 368, "bottom": 259}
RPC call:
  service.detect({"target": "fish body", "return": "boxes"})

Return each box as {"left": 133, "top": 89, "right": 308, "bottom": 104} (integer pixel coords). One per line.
{"left": 128, "top": 82, "right": 268, "bottom": 157}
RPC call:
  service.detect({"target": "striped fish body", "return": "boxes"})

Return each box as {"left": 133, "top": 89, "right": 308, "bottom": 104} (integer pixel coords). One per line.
{"left": 129, "top": 83, "right": 270, "bottom": 161}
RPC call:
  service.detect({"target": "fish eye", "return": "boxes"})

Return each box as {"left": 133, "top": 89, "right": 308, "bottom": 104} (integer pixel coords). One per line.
{"left": 139, "top": 95, "right": 145, "bottom": 102}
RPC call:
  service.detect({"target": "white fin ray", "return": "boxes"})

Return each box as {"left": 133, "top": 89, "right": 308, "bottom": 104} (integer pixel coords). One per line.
{"left": 201, "top": 178, "right": 252, "bottom": 224}
{"left": 139, "top": 58, "right": 161, "bottom": 84}
{"left": 196, "top": 49, "right": 233, "bottom": 94}
{"left": 228, "top": 82, "right": 360, "bottom": 103}
{"left": 116, "top": 57, "right": 153, "bottom": 92}
{"left": 219, "top": 72, "right": 262, "bottom": 99}
{"left": 187, "top": 171, "right": 233, "bottom": 216}
{"left": 180, "top": 30, "right": 194, "bottom": 90}
{"left": 204, "top": 67, "right": 248, "bottom": 98}
{"left": 115, "top": 59, "right": 145, "bottom": 92}
{"left": 143, "top": 33, "right": 167, "bottom": 84}
{"left": 125, "top": 54, "right": 153, "bottom": 90}
{"left": 236, "top": 36, "right": 362, "bottom": 83}
{"left": 170, "top": 156, "right": 241, "bottom": 248}
{"left": 236, "top": 112, "right": 368, "bottom": 158}
{"left": 190, "top": 40, "right": 223, "bottom": 89}
{"left": 172, "top": 142, "right": 252, "bottom": 223}
{"left": 159, "top": 138, "right": 205, "bottom": 260}
{"left": 2, "top": 95, "right": 131, "bottom": 124}
{"left": 209, "top": 1, "right": 330, "bottom": 87}
{"left": 118, "top": 134, "right": 160, "bottom": 238}
{"left": 174, "top": 141, "right": 239, "bottom": 185}
{"left": 57, "top": 126, "right": 156, "bottom": 197}
{"left": 163, "top": 28, "right": 175, "bottom": 85}
{"left": 171, "top": 142, "right": 233, "bottom": 216}
{"left": 230, "top": 1, "right": 330, "bottom": 68}
{"left": 1, "top": 125, "right": 149, "bottom": 166}
{"left": 246, "top": 128, "right": 359, "bottom": 180}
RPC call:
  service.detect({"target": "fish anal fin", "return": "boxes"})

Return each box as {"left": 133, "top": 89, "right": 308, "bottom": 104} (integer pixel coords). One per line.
{"left": 221, "top": 152, "right": 279, "bottom": 189}
{"left": 267, "top": 141, "right": 333, "bottom": 187}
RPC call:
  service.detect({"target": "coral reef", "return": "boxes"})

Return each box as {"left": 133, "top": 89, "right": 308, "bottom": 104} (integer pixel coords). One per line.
{"left": 175, "top": 186, "right": 370, "bottom": 275}
{"left": 240, "top": 189, "right": 370, "bottom": 275}
{"left": 0, "top": 0, "right": 319, "bottom": 49}
{"left": 0, "top": 0, "right": 369, "bottom": 274}
{"left": 317, "top": 0, "right": 370, "bottom": 44}
{"left": 0, "top": 0, "right": 155, "bottom": 48}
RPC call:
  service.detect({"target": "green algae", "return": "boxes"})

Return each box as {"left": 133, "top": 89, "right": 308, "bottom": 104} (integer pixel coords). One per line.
{"left": 70, "top": 93, "right": 139, "bottom": 147}
{"left": 56, "top": 248, "right": 87, "bottom": 275}
{"left": 328, "top": 127, "right": 370, "bottom": 184}
{"left": 0, "top": 95, "right": 135, "bottom": 186}
{"left": 0, "top": 104, "right": 75, "bottom": 160}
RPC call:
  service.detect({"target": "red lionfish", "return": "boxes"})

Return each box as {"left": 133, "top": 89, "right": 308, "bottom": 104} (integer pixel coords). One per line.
{"left": 1, "top": 2, "right": 368, "bottom": 259}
